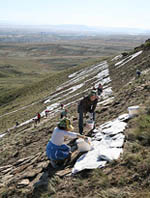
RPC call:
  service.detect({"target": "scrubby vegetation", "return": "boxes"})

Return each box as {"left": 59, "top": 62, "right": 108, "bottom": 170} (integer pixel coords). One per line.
{"left": 0, "top": 37, "right": 150, "bottom": 198}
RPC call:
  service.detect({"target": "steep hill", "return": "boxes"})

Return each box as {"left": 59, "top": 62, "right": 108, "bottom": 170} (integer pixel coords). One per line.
{"left": 0, "top": 39, "right": 150, "bottom": 198}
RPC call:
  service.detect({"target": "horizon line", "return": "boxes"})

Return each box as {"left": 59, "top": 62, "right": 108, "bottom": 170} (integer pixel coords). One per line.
{"left": 0, "top": 23, "right": 150, "bottom": 31}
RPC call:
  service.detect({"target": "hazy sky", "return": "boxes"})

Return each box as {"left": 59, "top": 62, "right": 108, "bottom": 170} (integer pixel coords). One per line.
{"left": 0, "top": 0, "right": 150, "bottom": 29}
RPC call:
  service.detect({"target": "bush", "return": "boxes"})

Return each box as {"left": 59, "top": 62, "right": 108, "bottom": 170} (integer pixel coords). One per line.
{"left": 90, "top": 169, "right": 110, "bottom": 189}
{"left": 144, "top": 39, "right": 150, "bottom": 50}
{"left": 123, "top": 152, "right": 142, "bottom": 168}
{"left": 121, "top": 52, "right": 128, "bottom": 57}
{"left": 134, "top": 114, "right": 150, "bottom": 146}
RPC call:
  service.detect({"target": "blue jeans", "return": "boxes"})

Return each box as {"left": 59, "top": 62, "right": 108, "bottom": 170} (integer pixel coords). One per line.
{"left": 46, "top": 141, "right": 71, "bottom": 161}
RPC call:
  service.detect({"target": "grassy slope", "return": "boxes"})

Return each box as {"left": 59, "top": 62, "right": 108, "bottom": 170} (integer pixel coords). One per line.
{"left": 0, "top": 57, "right": 105, "bottom": 132}
{"left": 0, "top": 39, "right": 150, "bottom": 198}
{"left": 35, "top": 45, "right": 150, "bottom": 198}
{"left": 1, "top": 35, "right": 147, "bottom": 132}
{"left": 7, "top": 47, "right": 148, "bottom": 198}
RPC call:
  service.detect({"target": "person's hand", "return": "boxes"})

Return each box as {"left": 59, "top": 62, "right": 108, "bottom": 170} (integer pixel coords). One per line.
{"left": 80, "top": 135, "right": 86, "bottom": 139}
{"left": 84, "top": 136, "right": 88, "bottom": 140}
{"left": 84, "top": 137, "right": 91, "bottom": 144}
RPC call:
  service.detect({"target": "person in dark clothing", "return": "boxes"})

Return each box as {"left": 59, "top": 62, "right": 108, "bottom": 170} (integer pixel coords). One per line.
{"left": 60, "top": 109, "right": 68, "bottom": 119}
{"left": 92, "top": 85, "right": 97, "bottom": 91}
{"left": 15, "top": 122, "right": 19, "bottom": 127}
{"left": 37, "top": 112, "right": 41, "bottom": 123}
{"left": 45, "top": 110, "right": 50, "bottom": 118}
{"left": 77, "top": 90, "right": 98, "bottom": 134}
{"left": 97, "top": 83, "right": 103, "bottom": 96}
{"left": 60, "top": 104, "right": 68, "bottom": 119}
{"left": 136, "top": 69, "right": 141, "bottom": 78}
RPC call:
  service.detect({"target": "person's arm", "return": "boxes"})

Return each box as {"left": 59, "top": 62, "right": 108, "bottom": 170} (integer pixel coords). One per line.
{"left": 79, "top": 97, "right": 88, "bottom": 112}
{"left": 77, "top": 134, "right": 90, "bottom": 144}
{"left": 77, "top": 134, "right": 87, "bottom": 140}
{"left": 64, "top": 130, "right": 87, "bottom": 140}
{"left": 90, "top": 100, "right": 98, "bottom": 112}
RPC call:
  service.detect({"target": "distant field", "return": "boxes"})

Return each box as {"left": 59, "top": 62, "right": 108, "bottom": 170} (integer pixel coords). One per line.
{"left": 0, "top": 35, "right": 149, "bottom": 102}
{"left": 0, "top": 34, "right": 149, "bottom": 132}
{"left": 0, "top": 35, "right": 149, "bottom": 89}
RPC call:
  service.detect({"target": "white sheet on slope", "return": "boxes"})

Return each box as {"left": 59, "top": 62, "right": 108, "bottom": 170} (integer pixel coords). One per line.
{"left": 72, "top": 114, "right": 128, "bottom": 174}
{"left": 72, "top": 140, "right": 123, "bottom": 174}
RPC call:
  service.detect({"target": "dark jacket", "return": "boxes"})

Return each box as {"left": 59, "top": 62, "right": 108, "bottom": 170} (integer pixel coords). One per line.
{"left": 78, "top": 96, "right": 98, "bottom": 113}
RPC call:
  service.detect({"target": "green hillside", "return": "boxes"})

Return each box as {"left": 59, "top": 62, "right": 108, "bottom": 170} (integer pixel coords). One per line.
{"left": 0, "top": 39, "right": 150, "bottom": 198}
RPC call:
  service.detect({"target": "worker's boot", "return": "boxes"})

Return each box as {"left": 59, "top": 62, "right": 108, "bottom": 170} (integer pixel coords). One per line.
{"left": 63, "top": 152, "right": 72, "bottom": 166}
{"left": 51, "top": 160, "right": 59, "bottom": 169}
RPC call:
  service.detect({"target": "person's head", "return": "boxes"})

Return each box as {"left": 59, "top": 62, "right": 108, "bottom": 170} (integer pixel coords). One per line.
{"left": 60, "top": 104, "right": 64, "bottom": 109}
{"left": 58, "top": 118, "right": 74, "bottom": 131}
{"left": 89, "top": 90, "right": 97, "bottom": 101}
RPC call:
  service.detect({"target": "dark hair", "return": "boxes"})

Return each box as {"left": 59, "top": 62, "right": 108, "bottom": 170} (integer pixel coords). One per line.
{"left": 57, "top": 118, "right": 72, "bottom": 130}
{"left": 57, "top": 118, "right": 67, "bottom": 130}
{"left": 58, "top": 125, "right": 66, "bottom": 130}
{"left": 89, "top": 90, "right": 97, "bottom": 97}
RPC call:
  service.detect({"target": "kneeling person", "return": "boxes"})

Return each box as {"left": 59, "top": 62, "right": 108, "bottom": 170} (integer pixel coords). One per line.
{"left": 46, "top": 118, "right": 86, "bottom": 168}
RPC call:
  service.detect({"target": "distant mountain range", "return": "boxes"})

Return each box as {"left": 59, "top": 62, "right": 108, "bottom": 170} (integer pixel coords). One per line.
{"left": 0, "top": 23, "right": 150, "bottom": 35}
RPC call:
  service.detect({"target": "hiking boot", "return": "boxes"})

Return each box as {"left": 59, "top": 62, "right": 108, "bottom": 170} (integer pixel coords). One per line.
{"left": 51, "top": 160, "right": 59, "bottom": 169}
{"left": 63, "top": 152, "right": 72, "bottom": 166}
{"left": 56, "top": 159, "right": 65, "bottom": 166}
{"left": 51, "top": 159, "right": 65, "bottom": 168}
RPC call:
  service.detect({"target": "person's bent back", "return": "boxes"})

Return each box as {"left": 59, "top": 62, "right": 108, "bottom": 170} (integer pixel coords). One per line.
{"left": 46, "top": 118, "right": 86, "bottom": 168}
{"left": 77, "top": 90, "right": 98, "bottom": 134}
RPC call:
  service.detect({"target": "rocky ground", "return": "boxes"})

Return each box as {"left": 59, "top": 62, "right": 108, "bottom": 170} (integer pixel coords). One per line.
{"left": 0, "top": 40, "right": 150, "bottom": 198}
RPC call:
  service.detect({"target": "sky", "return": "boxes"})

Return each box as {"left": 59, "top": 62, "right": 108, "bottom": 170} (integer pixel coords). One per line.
{"left": 0, "top": 0, "right": 150, "bottom": 29}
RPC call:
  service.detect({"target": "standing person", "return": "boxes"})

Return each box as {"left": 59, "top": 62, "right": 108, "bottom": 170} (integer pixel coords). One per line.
{"left": 60, "top": 109, "right": 68, "bottom": 119}
{"left": 136, "top": 69, "right": 141, "bottom": 78}
{"left": 33, "top": 118, "right": 37, "bottom": 128}
{"left": 15, "top": 121, "right": 19, "bottom": 128}
{"left": 45, "top": 109, "right": 50, "bottom": 118}
{"left": 77, "top": 90, "right": 98, "bottom": 134}
{"left": 97, "top": 83, "right": 103, "bottom": 96}
{"left": 37, "top": 112, "right": 41, "bottom": 123}
{"left": 60, "top": 104, "right": 68, "bottom": 119}
{"left": 92, "top": 85, "right": 97, "bottom": 91}
{"left": 46, "top": 118, "right": 86, "bottom": 168}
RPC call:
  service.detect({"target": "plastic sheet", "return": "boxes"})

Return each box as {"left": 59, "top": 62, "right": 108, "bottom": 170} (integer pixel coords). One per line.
{"left": 72, "top": 114, "right": 128, "bottom": 174}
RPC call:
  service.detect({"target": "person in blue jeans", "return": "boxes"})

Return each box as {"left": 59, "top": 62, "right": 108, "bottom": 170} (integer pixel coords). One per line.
{"left": 46, "top": 118, "right": 86, "bottom": 168}
{"left": 78, "top": 90, "right": 98, "bottom": 134}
